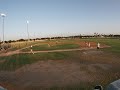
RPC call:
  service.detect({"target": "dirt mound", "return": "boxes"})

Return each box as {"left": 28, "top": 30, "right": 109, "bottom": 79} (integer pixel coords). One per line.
{"left": 15, "top": 60, "right": 94, "bottom": 88}
{"left": 11, "top": 59, "right": 112, "bottom": 89}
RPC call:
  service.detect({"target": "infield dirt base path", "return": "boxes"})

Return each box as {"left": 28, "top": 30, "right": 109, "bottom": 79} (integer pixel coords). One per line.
{"left": 0, "top": 45, "right": 110, "bottom": 57}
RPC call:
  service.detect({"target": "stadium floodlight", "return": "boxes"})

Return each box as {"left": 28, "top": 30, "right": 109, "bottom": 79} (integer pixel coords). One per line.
{"left": 27, "top": 20, "right": 30, "bottom": 41}
{"left": 1, "top": 13, "right": 6, "bottom": 17}
{"left": 1, "top": 13, "right": 6, "bottom": 44}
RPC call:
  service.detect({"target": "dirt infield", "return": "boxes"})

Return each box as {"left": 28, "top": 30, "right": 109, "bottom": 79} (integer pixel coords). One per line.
{"left": 79, "top": 41, "right": 109, "bottom": 49}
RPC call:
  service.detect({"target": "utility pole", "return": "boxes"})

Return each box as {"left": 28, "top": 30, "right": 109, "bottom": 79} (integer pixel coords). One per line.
{"left": 27, "top": 20, "right": 30, "bottom": 41}
{"left": 1, "top": 13, "right": 6, "bottom": 44}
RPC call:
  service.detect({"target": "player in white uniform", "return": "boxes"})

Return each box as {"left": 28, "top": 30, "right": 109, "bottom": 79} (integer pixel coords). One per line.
{"left": 97, "top": 43, "right": 100, "bottom": 49}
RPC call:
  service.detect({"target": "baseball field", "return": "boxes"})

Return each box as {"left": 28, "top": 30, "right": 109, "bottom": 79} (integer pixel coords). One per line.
{"left": 0, "top": 38, "right": 120, "bottom": 90}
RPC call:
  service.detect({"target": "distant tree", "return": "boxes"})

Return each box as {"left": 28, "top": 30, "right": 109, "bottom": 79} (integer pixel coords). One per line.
{"left": 17, "top": 39, "right": 26, "bottom": 42}
{"left": 8, "top": 40, "right": 12, "bottom": 43}
{"left": 5, "top": 41, "right": 8, "bottom": 43}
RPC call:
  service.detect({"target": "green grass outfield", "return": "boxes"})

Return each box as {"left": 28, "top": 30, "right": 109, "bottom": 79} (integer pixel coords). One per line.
{"left": 22, "top": 43, "right": 80, "bottom": 51}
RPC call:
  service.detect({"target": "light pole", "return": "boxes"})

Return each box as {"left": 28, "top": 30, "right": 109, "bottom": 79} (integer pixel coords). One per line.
{"left": 1, "top": 13, "right": 6, "bottom": 44}
{"left": 27, "top": 20, "right": 30, "bottom": 41}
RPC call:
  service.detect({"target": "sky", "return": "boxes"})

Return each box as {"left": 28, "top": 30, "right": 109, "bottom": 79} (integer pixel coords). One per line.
{"left": 0, "top": 0, "right": 120, "bottom": 40}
